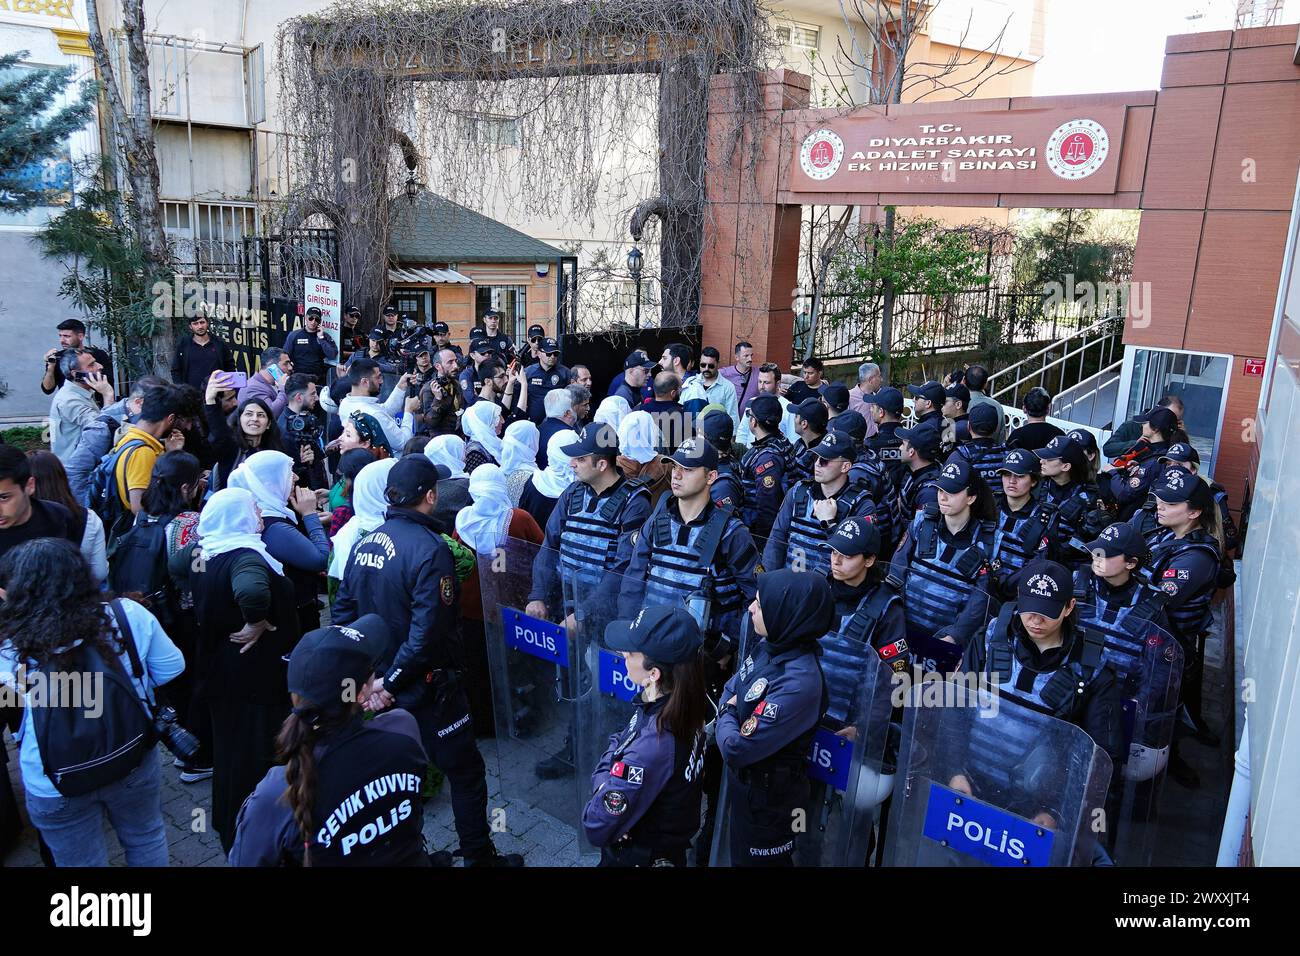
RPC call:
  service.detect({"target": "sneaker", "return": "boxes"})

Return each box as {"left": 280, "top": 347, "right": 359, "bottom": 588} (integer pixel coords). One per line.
{"left": 178, "top": 764, "right": 214, "bottom": 784}
{"left": 534, "top": 737, "right": 575, "bottom": 780}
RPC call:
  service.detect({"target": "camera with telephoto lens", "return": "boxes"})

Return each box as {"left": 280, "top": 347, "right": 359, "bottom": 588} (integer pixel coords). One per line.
{"left": 284, "top": 408, "right": 323, "bottom": 447}
{"left": 154, "top": 705, "right": 201, "bottom": 764}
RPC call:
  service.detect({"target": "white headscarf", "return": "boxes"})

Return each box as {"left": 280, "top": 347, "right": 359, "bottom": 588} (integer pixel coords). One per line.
{"left": 328, "top": 459, "right": 395, "bottom": 579}
{"left": 463, "top": 401, "right": 503, "bottom": 461}
{"left": 198, "top": 487, "right": 284, "bottom": 576}
{"left": 530, "top": 429, "right": 578, "bottom": 499}
{"left": 227, "top": 450, "right": 296, "bottom": 521}
{"left": 593, "top": 396, "right": 630, "bottom": 433}
{"left": 618, "top": 409, "right": 660, "bottom": 464}
{"left": 426, "top": 435, "right": 466, "bottom": 479}
{"left": 499, "top": 420, "right": 539, "bottom": 478}
{"left": 455, "top": 464, "right": 514, "bottom": 555}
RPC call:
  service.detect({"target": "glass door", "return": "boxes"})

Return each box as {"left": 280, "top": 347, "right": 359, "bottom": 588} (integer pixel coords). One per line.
{"left": 1117, "top": 347, "right": 1231, "bottom": 476}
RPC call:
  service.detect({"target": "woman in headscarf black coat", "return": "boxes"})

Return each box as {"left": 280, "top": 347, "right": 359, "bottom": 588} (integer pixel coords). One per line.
{"left": 715, "top": 569, "right": 833, "bottom": 867}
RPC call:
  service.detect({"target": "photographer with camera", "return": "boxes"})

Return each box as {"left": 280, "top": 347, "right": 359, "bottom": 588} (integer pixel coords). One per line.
{"left": 277, "top": 374, "right": 328, "bottom": 490}
{"left": 412, "top": 348, "right": 463, "bottom": 438}
{"left": 0, "top": 538, "right": 186, "bottom": 866}
{"left": 41, "top": 318, "right": 114, "bottom": 397}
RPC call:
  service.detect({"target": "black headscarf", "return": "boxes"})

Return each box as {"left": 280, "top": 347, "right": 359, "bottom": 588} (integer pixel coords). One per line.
{"left": 757, "top": 569, "right": 835, "bottom": 654}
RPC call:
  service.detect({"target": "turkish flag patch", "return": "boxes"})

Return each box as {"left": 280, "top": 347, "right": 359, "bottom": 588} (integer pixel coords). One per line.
{"left": 611, "top": 761, "right": 626, "bottom": 778}
{"left": 1163, "top": 569, "right": 1177, "bottom": 579}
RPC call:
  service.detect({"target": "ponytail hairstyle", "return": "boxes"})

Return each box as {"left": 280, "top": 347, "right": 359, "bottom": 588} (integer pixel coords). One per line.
{"left": 1056, "top": 442, "right": 1095, "bottom": 486}
{"left": 274, "top": 692, "right": 364, "bottom": 866}
{"left": 644, "top": 649, "right": 712, "bottom": 745}
{"left": 1192, "top": 478, "right": 1226, "bottom": 553}
{"left": 965, "top": 471, "right": 997, "bottom": 522}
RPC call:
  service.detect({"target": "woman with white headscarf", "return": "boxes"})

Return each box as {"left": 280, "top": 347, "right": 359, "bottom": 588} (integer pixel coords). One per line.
{"left": 617, "top": 409, "right": 670, "bottom": 506}
{"left": 593, "top": 396, "right": 631, "bottom": 434}
{"left": 452, "top": 464, "right": 544, "bottom": 736}
{"left": 426, "top": 434, "right": 470, "bottom": 531}
{"left": 519, "top": 428, "right": 577, "bottom": 531}
{"left": 328, "top": 458, "right": 396, "bottom": 586}
{"left": 183, "top": 487, "right": 298, "bottom": 852}
{"left": 228, "top": 450, "right": 329, "bottom": 633}
{"left": 462, "top": 400, "right": 504, "bottom": 473}
{"left": 499, "top": 419, "right": 539, "bottom": 506}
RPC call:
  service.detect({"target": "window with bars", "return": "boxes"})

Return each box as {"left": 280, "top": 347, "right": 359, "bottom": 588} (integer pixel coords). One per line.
{"left": 457, "top": 112, "right": 521, "bottom": 147}
{"left": 162, "top": 202, "right": 256, "bottom": 277}
{"left": 476, "top": 285, "right": 528, "bottom": 339}
{"left": 776, "top": 24, "right": 820, "bottom": 49}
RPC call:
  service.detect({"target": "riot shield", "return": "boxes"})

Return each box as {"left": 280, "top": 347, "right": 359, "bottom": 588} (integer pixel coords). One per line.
{"left": 1077, "top": 604, "right": 1183, "bottom": 866}
{"left": 479, "top": 536, "right": 587, "bottom": 859}
{"left": 883, "top": 688, "right": 1113, "bottom": 867}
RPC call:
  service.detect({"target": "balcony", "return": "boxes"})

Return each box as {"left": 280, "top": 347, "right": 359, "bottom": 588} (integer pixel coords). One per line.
{"left": 113, "top": 32, "right": 265, "bottom": 130}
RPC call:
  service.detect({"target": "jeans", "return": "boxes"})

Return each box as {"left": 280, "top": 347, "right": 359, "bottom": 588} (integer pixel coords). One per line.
{"left": 24, "top": 749, "right": 169, "bottom": 866}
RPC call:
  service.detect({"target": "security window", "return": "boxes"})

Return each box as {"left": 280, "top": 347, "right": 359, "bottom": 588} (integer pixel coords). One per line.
{"left": 458, "top": 113, "right": 520, "bottom": 147}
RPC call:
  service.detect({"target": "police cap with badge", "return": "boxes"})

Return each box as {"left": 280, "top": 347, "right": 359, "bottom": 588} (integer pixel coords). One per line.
{"left": 907, "top": 380, "right": 946, "bottom": 408}
{"left": 623, "top": 349, "right": 656, "bottom": 371}
{"left": 895, "top": 420, "right": 943, "bottom": 460}
{"left": 665, "top": 436, "right": 719, "bottom": 471}
{"left": 288, "top": 615, "right": 391, "bottom": 716}
{"left": 935, "top": 456, "right": 977, "bottom": 493}
{"left": 828, "top": 515, "right": 881, "bottom": 558}
{"left": 810, "top": 429, "right": 855, "bottom": 462}
{"left": 1086, "top": 522, "right": 1147, "bottom": 561}
{"left": 385, "top": 455, "right": 450, "bottom": 506}
{"left": 561, "top": 421, "right": 620, "bottom": 460}
{"left": 996, "top": 448, "right": 1041, "bottom": 476}
{"left": 1159, "top": 442, "right": 1200, "bottom": 466}
{"left": 862, "top": 386, "right": 905, "bottom": 416}
{"left": 605, "top": 605, "right": 704, "bottom": 666}
{"left": 1150, "top": 467, "right": 1213, "bottom": 510}
{"left": 1017, "top": 559, "right": 1073, "bottom": 618}
{"left": 747, "top": 394, "right": 784, "bottom": 428}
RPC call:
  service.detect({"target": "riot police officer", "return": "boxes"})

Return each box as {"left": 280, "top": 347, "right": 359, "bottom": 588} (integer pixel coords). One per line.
{"left": 618, "top": 437, "right": 759, "bottom": 645}
{"left": 333, "top": 457, "right": 522, "bottom": 866}
{"left": 764, "top": 430, "right": 877, "bottom": 577}
{"left": 947, "top": 402, "right": 1006, "bottom": 490}
{"left": 737, "top": 395, "right": 793, "bottom": 541}
{"left": 717, "top": 568, "right": 832, "bottom": 866}
{"left": 583, "top": 606, "right": 710, "bottom": 866}
{"left": 895, "top": 420, "right": 944, "bottom": 519}
{"left": 1101, "top": 406, "right": 1176, "bottom": 521}
{"left": 229, "top": 616, "right": 430, "bottom": 866}
{"left": 836, "top": 410, "right": 902, "bottom": 557}
{"left": 960, "top": 558, "right": 1122, "bottom": 763}
{"left": 522, "top": 337, "right": 571, "bottom": 425}
{"left": 789, "top": 397, "right": 828, "bottom": 484}
{"left": 988, "top": 448, "right": 1050, "bottom": 599}
{"left": 907, "top": 381, "right": 946, "bottom": 429}
{"left": 1034, "top": 434, "right": 1105, "bottom": 563}
{"left": 700, "top": 409, "right": 743, "bottom": 512}
{"left": 864, "top": 386, "right": 907, "bottom": 488}
{"left": 889, "top": 457, "right": 996, "bottom": 671}
{"left": 430, "top": 321, "right": 463, "bottom": 367}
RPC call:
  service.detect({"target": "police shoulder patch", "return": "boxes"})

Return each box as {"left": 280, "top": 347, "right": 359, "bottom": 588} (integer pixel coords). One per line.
{"left": 440, "top": 575, "right": 456, "bottom": 605}
{"left": 744, "top": 678, "right": 768, "bottom": 702}
{"left": 762, "top": 474, "right": 776, "bottom": 488}
{"left": 740, "top": 716, "right": 759, "bottom": 736}
{"left": 602, "top": 790, "right": 628, "bottom": 815}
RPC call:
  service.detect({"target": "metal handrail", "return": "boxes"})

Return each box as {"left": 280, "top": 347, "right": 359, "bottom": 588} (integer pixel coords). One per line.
{"left": 988, "top": 316, "right": 1122, "bottom": 404}
{"left": 1052, "top": 359, "right": 1123, "bottom": 427}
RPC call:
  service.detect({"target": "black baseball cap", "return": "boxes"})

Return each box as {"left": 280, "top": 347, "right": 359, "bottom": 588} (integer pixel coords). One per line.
{"left": 1136, "top": 406, "right": 1179, "bottom": 434}
{"left": 835, "top": 410, "right": 868, "bottom": 443}
{"left": 793, "top": 397, "right": 828, "bottom": 431}
{"left": 748, "top": 394, "right": 784, "bottom": 427}
{"left": 997, "top": 448, "right": 1041, "bottom": 476}
{"left": 368, "top": 327, "right": 385, "bottom": 340}
{"left": 287, "top": 615, "right": 389, "bottom": 713}
{"left": 944, "top": 383, "right": 971, "bottom": 406}
{"left": 896, "top": 421, "right": 942, "bottom": 459}
{"left": 1066, "top": 428, "right": 1098, "bottom": 452}
{"left": 561, "top": 422, "right": 620, "bottom": 458}
{"left": 527, "top": 324, "right": 545, "bottom": 339}
{"left": 1151, "top": 468, "right": 1212, "bottom": 508}
{"left": 935, "top": 458, "right": 976, "bottom": 493}
{"left": 969, "top": 402, "right": 1000, "bottom": 434}
{"left": 908, "top": 381, "right": 945, "bottom": 406}
{"left": 1033, "top": 435, "right": 1074, "bottom": 461}
{"left": 822, "top": 382, "right": 850, "bottom": 413}
{"left": 305, "top": 306, "right": 322, "bottom": 318}
{"left": 828, "top": 516, "right": 882, "bottom": 557}
{"left": 623, "top": 349, "right": 656, "bottom": 370}
{"left": 700, "top": 409, "right": 734, "bottom": 445}
{"left": 1017, "top": 559, "right": 1073, "bottom": 618}
{"left": 666, "top": 436, "right": 720, "bottom": 471}
{"left": 1160, "top": 442, "right": 1200, "bottom": 465}
{"left": 1086, "top": 522, "right": 1147, "bottom": 559}
{"left": 811, "top": 429, "right": 855, "bottom": 461}
{"left": 346, "top": 306, "right": 362, "bottom": 316}
{"left": 863, "top": 386, "right": 904, "bottom": 416}
{"left": 431, "top": 321, "right": 450, "bottom": 335}
{"left": 538, "top": 337, "right": 560, "bottom": 355}
{"left": 604, "top": 605, "right": 703, "bottom": 666}
{"left": 469, "top": 336, "right": 493, "bottom": 354}
{"left": 385, "top": 456, "right": 449, "bottom": 506}
{"left": 382, "top": 305, "right": 397, "bottom": 315}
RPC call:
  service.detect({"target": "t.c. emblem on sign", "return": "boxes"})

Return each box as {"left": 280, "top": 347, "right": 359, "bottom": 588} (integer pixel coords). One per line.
{"left": 800, "top": 129, "right": 844, "bottom": 181}
{"left": 1045, "top": 119, "right": 1109, "bottom": 180}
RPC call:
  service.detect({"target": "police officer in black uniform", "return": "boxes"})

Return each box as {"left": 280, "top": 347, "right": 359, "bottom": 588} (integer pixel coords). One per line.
{"left": 864, "top": 386, "right": 907, "bottom": 489}
{"left": 907, "top": 381, "right": 946, "bottom": 429}
{"left": 960, "top": 559, "right": 1123, "bottom": 764}
{"left": 737, "top": 395, "right": 793, "bottom": 542}
{"left": 717, "top": 568, "right": 832, "bottom": 866}
{"left": 1101, "top": 406, "right": 1176, "bottom": 521}
{"left": 941, "top": 382, "right": 972, "bottom": 453}
{"left": 430, "top": 321, "right": 463, "bottom": 368}
{"left": 700, "top": 409, "right": 744, "bottom": 512}
{"left": 229, "top": 616, "right": 430, "bottom": 866}
{"left": 583, "top": 606, "right": 710, "bottom": 866}
{"left": 523, "top": 336, "right": 571, "bottom": 425}
{"left": 837, "top": 409, "right": 902, "bottom": 557}
{"left": 374, "top": 306, "right": 404, "bottom": 362}
{"left": 1035, "top": 434, "right": 1106, "bottom": 563}
{"left": 471, "top": 310, "right": 515, "bottom": 357}
{"left": 333, "top": 457, "right": 522, "bottom": 866}
{"left": 895, "top": 420, "right": 944, "bottom": 519}
{"left": 988, "top": 448, "right": 1050, "bottom": 599}
{"left": 764, "top": 430, "right": 877, "bottom": 577}
{"left": 789, "top": 397, "right": 828, "bottom": 484}
{"left": 281, "top": 307, "right": 339, "bottom": 387}
{"left": 947, "top": 402, "right": 1006, "bottom": 490}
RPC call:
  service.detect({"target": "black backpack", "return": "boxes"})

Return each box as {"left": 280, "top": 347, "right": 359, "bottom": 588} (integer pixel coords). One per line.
{"left": 30, "top": 600, "right": 157, "bottom": 797}
{"left": 89, "top": 437, "right": 149, "bottom": 551}
{"left": 108, "top": 513, "right": 175, "bottom": 626}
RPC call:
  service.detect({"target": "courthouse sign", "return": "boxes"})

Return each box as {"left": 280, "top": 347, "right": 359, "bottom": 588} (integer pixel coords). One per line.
{"left": 789, "top": 106, "right": 1126, "bottom": 195}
